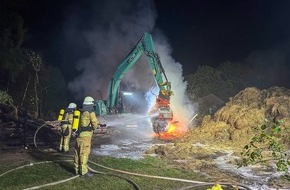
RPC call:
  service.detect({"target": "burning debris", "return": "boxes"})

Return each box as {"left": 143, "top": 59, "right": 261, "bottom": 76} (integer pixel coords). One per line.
{"left": 182, "top": 86, "right": 290, "bottom": 146}
{"left": 148, "top": 86, "right": 290, "bottom": 188}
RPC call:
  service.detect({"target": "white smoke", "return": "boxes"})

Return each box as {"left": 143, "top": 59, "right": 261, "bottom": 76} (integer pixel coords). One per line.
{"left": 66, "top": 0, "right": 157, "bottom": 99}
{"left": 153, "top": 31, "right": 197, "bottom": 129}
{"left": 65, "top": 0, "right": 197, "bottom": 127}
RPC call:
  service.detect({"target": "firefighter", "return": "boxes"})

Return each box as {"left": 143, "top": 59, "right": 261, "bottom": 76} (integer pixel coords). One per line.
{"left": 73, "top": 96, "right": 99, "bottom": 177}
{"left": 59, "top": 102, "right": 77, "bottom": 153}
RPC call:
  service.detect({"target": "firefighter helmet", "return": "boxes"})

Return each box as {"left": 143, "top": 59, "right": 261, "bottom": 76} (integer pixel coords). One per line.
{"left": 83, "top": 96, "right": 95, "bottom": 105}
{"left": 68, "top": 102, "right": 77, "bottom": 109}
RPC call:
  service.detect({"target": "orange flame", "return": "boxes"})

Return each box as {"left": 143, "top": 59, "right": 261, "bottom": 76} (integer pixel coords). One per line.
{"left": 167, "top": 123, "right": 177, "bottom": 133}
{"left": 157, "top": 121, "right": 186, "bottom": 140}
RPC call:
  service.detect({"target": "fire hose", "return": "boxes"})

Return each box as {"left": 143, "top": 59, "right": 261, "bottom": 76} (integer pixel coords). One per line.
{"left": 1, "top": 122, "right": 253, "bottom": 190}
{"left": 32, "top": 122, "right": 141, "bottom": 190}
{"left": 35, "top": 122, "right": 253, "bottom": 189}
{"left": 0, "top": 160, "right": 80, "bottom": 190}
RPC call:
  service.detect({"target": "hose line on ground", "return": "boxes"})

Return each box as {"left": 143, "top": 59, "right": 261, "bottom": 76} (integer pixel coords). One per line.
{"left": 33, "top": 122, "right": 53, "bottom": 151}
{"left": 0, "top": 160, "right": 80, "bottom": 190}
{"left": 0, "top": 161, "right": 55, "bottom": 177}
{"left": 88, "top": 166, "right": 141, "bottom": 190}
{"left": 88, "top": 160, "right": 252, "bottom": 190}
{"left": 32, "top": 122, "right": 141, "bottom": 190}
{"left": 32, "top": 121, "right": 253, "bottom": 190}
{"left": 22, "top": 175, "right": 80, "bottom": 190}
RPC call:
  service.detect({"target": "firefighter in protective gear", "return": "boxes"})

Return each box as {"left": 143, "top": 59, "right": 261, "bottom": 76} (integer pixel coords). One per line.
{"left": 59, "top": 102, "right": 77, "bottom": 153}
{"left": 74, "top": 96, "right": 99, "bottom": 177}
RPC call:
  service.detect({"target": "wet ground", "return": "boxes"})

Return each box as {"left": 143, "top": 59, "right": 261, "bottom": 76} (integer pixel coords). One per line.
{"left": 90, "top": 112, "right": 290, "bottom": 190}
{"left": 1, "top": 113, "right": 290, "bottom": 189}
{"left": 88, "top": 114, "right": 290, "bottom": 189}
{"left": 91, "top": 113, "right": 166, "bottom": 159}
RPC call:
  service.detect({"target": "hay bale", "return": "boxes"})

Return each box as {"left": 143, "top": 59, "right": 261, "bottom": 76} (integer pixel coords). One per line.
{"left": 229, "top": 126, "right": 255, "bottom": 142}
{"left": 188, "top": 87, "right": 290, "bottom": 146}
{"left": 231, "top": 87, "right": 261, "bottom": 106}
{"left": 234, "top": 108, "right": 265, "bottom": 129}
{"left": 162, "top": 86, "right": 290, "bottom": 159}
{"left": 201, "top": 115, "right": 212, "bottom": 126}
{"left": 188, "top": 121, "right": 231, "bottom": 142}
{"left": 214, "top": 105, "right": 264, "bottom": 130}
{"left": 265, "top": 96, "right": 290, "bottom": 117}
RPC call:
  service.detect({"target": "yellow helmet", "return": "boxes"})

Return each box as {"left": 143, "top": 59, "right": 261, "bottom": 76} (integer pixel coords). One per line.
{"left": 83, "top": 96, "right": 95, "bottom": 105}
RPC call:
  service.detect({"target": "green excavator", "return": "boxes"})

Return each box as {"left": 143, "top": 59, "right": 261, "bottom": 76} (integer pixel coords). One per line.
{"left": 94, "top": 32, "right": 174, "bottom": 134}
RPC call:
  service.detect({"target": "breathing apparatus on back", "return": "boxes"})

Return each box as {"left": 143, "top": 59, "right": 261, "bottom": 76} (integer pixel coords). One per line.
{"left": 72, "top": 109, "right": 81, "bottom": 130}
{"left": 57, "top": 103, "right": 77, "bottom": 121}
{"left": 72, "top": 96, "right": 95, "bottom": 136}
{"left": 57, "top": 109, "right": 65, "bottom": 121}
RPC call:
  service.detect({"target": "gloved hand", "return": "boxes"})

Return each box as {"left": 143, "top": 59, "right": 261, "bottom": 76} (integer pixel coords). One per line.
{"left": 99, "top": 124, "right": 107, "bottom": 128}
{"left": 93, "top": 124, "right": 107, "bottom": 134}
{"left": 72, "top": 129, "right": 78, "bottom": 138}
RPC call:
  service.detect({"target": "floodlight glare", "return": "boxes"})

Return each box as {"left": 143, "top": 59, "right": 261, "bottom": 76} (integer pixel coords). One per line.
{"left": 123, "top": 92, "right": 133, "bottom": 96}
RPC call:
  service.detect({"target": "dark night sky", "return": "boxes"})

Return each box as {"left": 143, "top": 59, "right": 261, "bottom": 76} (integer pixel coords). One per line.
{"left": 3, "top": 0, "right": 290, "bottom": 97}
{"left": 155, "top": 0, "right": 290, "bottom": 71}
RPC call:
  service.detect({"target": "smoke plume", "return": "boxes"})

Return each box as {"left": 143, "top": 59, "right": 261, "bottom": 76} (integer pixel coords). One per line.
{"left": 65, "top": 0, "right": 196, "bottom": 126}
{"left": 153, "top": 31, "right": 197, "bottom": 130}
{"left": 66, "top": 0, "right": 156, "bottom": 99}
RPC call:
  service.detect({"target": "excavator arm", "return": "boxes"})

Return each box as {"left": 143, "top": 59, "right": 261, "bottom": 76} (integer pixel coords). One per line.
{"left": 97, "top": 32, "right": 174, "bottom": 134}
{"left": 107, "top": 33, "right": 173, "bottom": 110}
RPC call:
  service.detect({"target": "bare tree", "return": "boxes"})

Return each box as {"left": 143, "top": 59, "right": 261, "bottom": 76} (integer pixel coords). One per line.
{"left": 21, "top": 75, "right": 30, "bottom": 106}
{"left": 25, "top": 50, "right": 42, "bottom": 118}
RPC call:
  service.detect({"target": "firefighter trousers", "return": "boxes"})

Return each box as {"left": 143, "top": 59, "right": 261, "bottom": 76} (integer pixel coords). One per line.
{"left": 59, "top": 125, "right": 72, "bottom": 152}
{"left": 74, "top": 136, "right": 92, "bottom": 175}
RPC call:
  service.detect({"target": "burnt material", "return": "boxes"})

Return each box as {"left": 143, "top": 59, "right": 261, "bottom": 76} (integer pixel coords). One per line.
{"left": 0, "top": 104, "right": 59, "bottom": 150}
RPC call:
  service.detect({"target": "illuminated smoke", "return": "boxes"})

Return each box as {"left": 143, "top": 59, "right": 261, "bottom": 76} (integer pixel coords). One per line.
{"left": 66, "top": 0, "right": 157, "bottom": 99}
{"left": 145, "top": 86, "right": 159, "bottom": 112}
{"left": 153, "top": 32, "right": 197, "bottom": 131}
{"left": 65, "top": 0, "right": 197, "bottom": 128}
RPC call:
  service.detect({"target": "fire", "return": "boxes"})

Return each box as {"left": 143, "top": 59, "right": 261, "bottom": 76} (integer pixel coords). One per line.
{"left": 167, "top": 122, "right": 177, "bottom": 133}
{"left": 157, "top": 121, "right": 186, "bottom": 140}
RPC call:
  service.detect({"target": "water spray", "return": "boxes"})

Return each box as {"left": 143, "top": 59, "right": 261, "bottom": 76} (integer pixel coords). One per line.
{"left": 105, "top": 113, "right": 159, "bottom": 127}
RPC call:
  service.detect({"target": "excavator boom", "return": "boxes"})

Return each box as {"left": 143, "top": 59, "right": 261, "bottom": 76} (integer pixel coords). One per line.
{"left": 95, "top": 33, "right": 174, "bottom": 134}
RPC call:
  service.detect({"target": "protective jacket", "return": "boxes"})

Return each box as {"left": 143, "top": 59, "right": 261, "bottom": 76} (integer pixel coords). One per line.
{"left": 59, "top": 108, "right": 74, "bottom": 152}
{"left": 74, "top": 105, "right": 99, "bottom": 176}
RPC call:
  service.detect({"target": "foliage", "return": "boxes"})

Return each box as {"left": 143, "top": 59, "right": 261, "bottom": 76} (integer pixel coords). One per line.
{"left": 238, "top": 119, "right": 290, "bottom": 180}
{"left": 0, "top": 90, "right": 13, "bottom": 105}
{"left": 0, "top": 3, "right": 69, "bottom": 118}
{"left": 40, "top": 65, "right": 69, "bottom": 118}
{"left": 186, "top": 64, "right": 242, "bottom": 103}
{"left": 0, "top": 12, "right": 26, "bottom": 84}
{"left": 218, "top": 61, "right": 246, "bottom": 90}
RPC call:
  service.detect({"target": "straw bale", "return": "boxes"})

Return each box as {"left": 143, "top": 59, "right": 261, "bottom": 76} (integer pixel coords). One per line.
{"left": 231, "top": 87, "right": 261, "bottom": 106}
{"left": 152, "top": 87, "right": 290, "bottom": 160}
{"left": 185, "top": 87, "right": 290, "bottom": 147}
{"left": 265, "top": 96, "right": 290, "bottom": 117}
